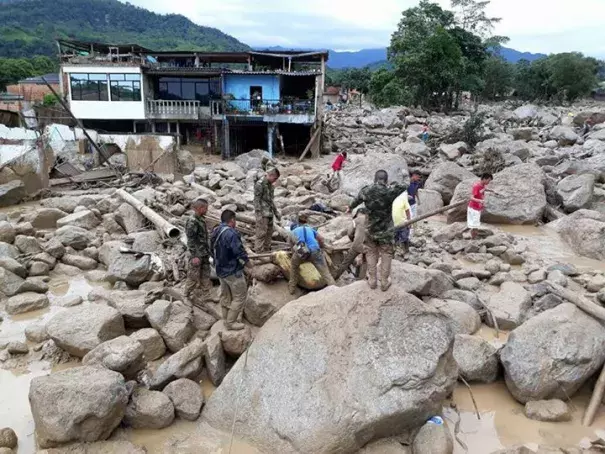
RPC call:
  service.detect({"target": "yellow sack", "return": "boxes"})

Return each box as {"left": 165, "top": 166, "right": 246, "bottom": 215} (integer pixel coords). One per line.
{"left": 273, "top": 251, "right": 333, "bottom": 290}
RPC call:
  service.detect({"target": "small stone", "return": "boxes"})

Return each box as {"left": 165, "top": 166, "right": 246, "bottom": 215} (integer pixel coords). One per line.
{"left": 124, "top": 388, "right": 175, "bottom": 429}
{"left": 7, "top": 341, "right": 29, "bottom": 355}
{"left": 163, "top": 378, "right": 204, "bottom": 421}
{"left": 524, "top": 399, "right": 571, "bottom": 422}
{"left": 130, "top": 328, "right": 166, "bottom": 361}
{"left": 6, "top": 292, "right": 49, "bottom": 315}
{"left": 587, "top": 275, "right": 605, "bottom": 293}
{"left": 412, "top": 417, "right": 453, "bottom": 454}
{"left": 0, "top": 427, "right": 17, "bottom": 449}
{"left": 528, "top": 269, "right": 547, "bottom": 284}
{"left": 29, "top": 261, "right": 51, "bottom": 276}
{"left": 547, "top": 270, "right": 568, "bottom": 287}
{"left": 456, "top": 277, "right": 481, "bottom": 291}
{"left": 25, "top": 322, "right": 49, "bottom": 343}
{"left": 56, "top": 295, "right": 84, "bottom": 307}
{"left": 62, "top": 254, "right": 98, "bottom": 271}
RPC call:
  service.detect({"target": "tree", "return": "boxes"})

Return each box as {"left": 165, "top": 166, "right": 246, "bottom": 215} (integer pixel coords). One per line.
{"left": 482, "top": 56, "right": 514, "bottom": 100}
{"left": 369, "top": 68, "right": 411, "bottom": 107}
{"left": 547, "top": 53, "right": 598, "bottom": 103}
{"left": 451, "top": 0, "right": 500, "bottom": 37}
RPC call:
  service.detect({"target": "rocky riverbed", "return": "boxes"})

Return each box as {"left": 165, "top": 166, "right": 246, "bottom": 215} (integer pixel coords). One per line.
{"left": 1, "top": 101, "right": 605, "bottom": 453}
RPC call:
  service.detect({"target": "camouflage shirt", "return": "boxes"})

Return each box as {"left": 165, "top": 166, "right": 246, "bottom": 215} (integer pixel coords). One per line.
{"left": 186, "top": 214, "right": 209, "bottom": 260}
{"left": 254, "top": 177, "right": 278, "bottom": 219}
{"left": 350, "top": 182, "right": 408, "bottom": 244}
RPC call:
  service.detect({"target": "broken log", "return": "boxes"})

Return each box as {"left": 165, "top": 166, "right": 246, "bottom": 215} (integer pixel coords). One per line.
{"left": 298, "top": 127, "right": 321, "bottom": 161}
{"left": 116, "top": 189, "right": 182, "bottom": 240}
{"left": 392, "top": 199, "right": 468, "bottom": 231}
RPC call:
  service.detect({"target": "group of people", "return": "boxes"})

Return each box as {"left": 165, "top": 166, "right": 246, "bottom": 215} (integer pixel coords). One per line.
{"left": 184, "top": 150, "right": 495, "bottom": 325}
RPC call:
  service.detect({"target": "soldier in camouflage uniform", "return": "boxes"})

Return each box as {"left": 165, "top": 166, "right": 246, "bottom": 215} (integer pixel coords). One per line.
{"left": 349, "top": 170, "right": 407, "bottom": 291}
{"left": 254, "top": 167, "right": 281, "bottom": 252}
{"left": 185, "top": 198, "right": 214, "bottom": 307}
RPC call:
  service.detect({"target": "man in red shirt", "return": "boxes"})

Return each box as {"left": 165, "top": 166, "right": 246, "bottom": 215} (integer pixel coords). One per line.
{"left": 467, "top": 173, "right": 493, "bottom": 238}
{"left": 330, "top": 151, "right": 347, "bottom": 181}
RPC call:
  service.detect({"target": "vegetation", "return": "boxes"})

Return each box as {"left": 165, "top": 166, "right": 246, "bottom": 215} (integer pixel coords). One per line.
{"left": 361, "top": 0, "right": 602, "bottom": 109}
{"left": 0, "top": 55, "right": 57, "bottom": 90}
{"left": 0, "top": 0, "right": 248, "bottom": 58}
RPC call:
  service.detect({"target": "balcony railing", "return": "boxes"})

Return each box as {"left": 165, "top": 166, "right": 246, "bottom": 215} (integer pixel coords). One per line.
{"left": 146, "top": 99, "right": 201, "bottom": 120}
{"left": 222, "top": 98, "right": 315, "bottom": 116}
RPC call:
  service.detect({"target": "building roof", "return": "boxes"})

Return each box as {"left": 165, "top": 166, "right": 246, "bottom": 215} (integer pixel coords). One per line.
{"left": 58, "top": 39, "right": 151, "bottom": 54}
{"left": 20, "top": 73, "right": 60, "bottom": 85}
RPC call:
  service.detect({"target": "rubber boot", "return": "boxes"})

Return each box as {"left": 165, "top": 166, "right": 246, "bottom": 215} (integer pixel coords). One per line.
{"left": 225, "top": 308, "right": 245, "bottom": 331}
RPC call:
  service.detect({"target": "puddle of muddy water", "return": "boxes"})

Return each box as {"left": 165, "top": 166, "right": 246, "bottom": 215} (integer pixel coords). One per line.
{"left": 449, "top": 381, "right": 605, "bottom": 453}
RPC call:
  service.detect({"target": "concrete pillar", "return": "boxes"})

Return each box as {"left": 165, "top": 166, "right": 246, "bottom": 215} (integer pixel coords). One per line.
{"left": 176, "top": 121, "right": 181, "bottom": 147}
{"left": 151, "top": 122, "right": 156, "bottom": 133}
{"left": 167, "top": 122, "right": 171, "bottom": 134}
{"left": 267, "top": 123, "right": 276, "bottom": 158}
{"left": 133, "top": 121, "right": 137, "bottom": 133}
{"left": 222, "top": 118, "right": 230, "bottom": 159}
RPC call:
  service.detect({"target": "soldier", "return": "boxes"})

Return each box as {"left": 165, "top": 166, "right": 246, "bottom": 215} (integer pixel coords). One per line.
{"left": 254, "top": 167, "right": 281, "bottom": 252}
{"left": 211, "top": 209, "right": 249, "bottom": 331}
{"left": 348, "top": 170, "right": 407, "bottom": 291}
{"left": 185, "top": 198, "right": 213, "bottom": 307}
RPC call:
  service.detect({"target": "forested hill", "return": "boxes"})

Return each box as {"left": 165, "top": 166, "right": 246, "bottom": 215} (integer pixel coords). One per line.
{"left": 0, "top": 0, "right": 249, "bottom": 58}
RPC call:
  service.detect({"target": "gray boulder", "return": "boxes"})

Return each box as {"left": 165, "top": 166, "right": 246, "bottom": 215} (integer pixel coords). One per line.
{"left": 29, "top": 366, "right": 128, "bottom": 448}
{"left": 430, "top": 299, "right": 480, "bottom": 335}
{"left": 25, "top": 322, "right": 49, "bottom": 343}
{"left": 54, "top": 226, "right": 93, "bottom": 250}
{"left": 82, "top": 335, "right": 145, "bottom": 379}
{"left": 412, "top": 418, "right": 453, "bottom": 454}
{"left": 56, "top": 210, "right": 100, "bottom": 230}
{"left": 145, "top": 299, "right": 194, "bottom": 353}
{"left": 14, "top": 234, "right": 41, "bottom": 254}
{"left": 549, "top": 126, "right": 579, "bottom": 146}
{"left": 453, "top": 335, "right": 499, "bottom": 383}
{"left": 485, "top": 282, "right": 531, "bottom": 330}
{"left": 203, "top": 332, "right": 226, "bottom": 386}
{"left": 116, "top": 203, "right": 146, "bottom": 234}
{"left": 203, "top": 282, "right": 458, "bottom": 454}
{"left": 549, "top": 210, "right": 605, "bottom": 260}
{"left": 6, "top": 292, "right": 49, "bottom": 315}
{"left": 163, "top": 378, "right": 204, "bottom": 421}
{"left": 0, "top": 267, "right": 39, "bottom": 297}
{"left": 46, "top": 304, "right": 126, "bottom": 357}
{"left": 417, "top": 189, "right": 443, "bottom": 217}
{"left": 30, "top": 208, "right": 68, "bottom": 229}
{"left": 123, "top": 388, "right": 174, "bottom": 429}
{"left": 0, "top": 241, "right": 19, "bottom": 259}
{"left": 88, "top": 289, "right": 149, "bottom": 329}
{"left": 556, "top": 174, "right": 595, "bottom": 212}
{"left": 130, "top": 328, "right": 166, "bottom": 361}
{"left": 341, "top": 152, "right": 409, "bottom": 197}
{"left": 524, "top": 399, "right": 571, "bottom": 422}
{"left": 425, "top": 162, "right": 475, "bottom": 204}
{"left": 0, "top": 221, "right": 15, "bottom": 243}
{"left": 106, "top": 254, "right": 152, "bottom": 287}
{"left": 501, "top": 303, "right": 605, "bottom": 403}
{"left": 150, "top": 338, "right": 205, "bottom": 390}
{"left": 244, "top": 280, "right": 300, "bottom": 326}
{"left": 0, "top": 427, "right": 17, "bottom": 449}
{"left": 391, "top": 261, "right": 453, "bottom": 297}
{"left": 0, "top": 257, "right": 23, "bottom": 278}
{"left": 0, "top": 180, "right": 26, "bottom": 207}
{"left": 62, "top": 254, "right": 98, "bottom": 271}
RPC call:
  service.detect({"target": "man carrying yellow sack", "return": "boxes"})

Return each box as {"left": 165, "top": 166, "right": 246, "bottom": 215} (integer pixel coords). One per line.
{"left": 392, "top": 189, "right": 412, "bottom": 253}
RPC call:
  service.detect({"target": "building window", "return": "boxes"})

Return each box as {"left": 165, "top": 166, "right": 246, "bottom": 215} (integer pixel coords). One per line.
{"left": 70, "top": 73, "right": 108, "bottom": 101}
{"left": 156, "top": 77, "right": 220, "bottom": 104}
{"left": 110, "top": 74, "right": 142, "bottom": 101}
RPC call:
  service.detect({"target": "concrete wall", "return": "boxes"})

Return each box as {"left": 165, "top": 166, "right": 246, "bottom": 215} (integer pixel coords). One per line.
{"left": 61, "top": 65, "right": 145, "bottom": 120}
{"left": 223, "top": 74, "right": 280, "bottom": 101}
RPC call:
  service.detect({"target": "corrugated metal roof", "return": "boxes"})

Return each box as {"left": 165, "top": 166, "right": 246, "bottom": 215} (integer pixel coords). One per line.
{"left": 21, "top": 73, "right": 60, "bottom": 84}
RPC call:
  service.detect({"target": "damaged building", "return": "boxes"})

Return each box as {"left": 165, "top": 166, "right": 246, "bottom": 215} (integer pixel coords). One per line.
{"left": 58, "top": 39, "right": 328, "bottom": 159}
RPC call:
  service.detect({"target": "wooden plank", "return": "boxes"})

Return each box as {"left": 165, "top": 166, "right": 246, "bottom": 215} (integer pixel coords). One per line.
{"left": 298, "top": 127, "right": 321, "bottom": 162}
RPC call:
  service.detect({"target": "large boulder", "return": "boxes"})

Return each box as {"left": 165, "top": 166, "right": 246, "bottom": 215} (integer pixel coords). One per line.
{"left": 29, "top": 208, "right": 68, "bottom": 229}
{"left": 556, "top": 174, "right": 595, "bottom": 212}
{"left": 106, "top": 254, "right": 152, "bottom": 287}
{"left": 341, "top": 152, "right": 409, "bottom": 197}
{"left": 203, "top": 282, "right": 458, "bottom": 454}
{"left": 500, "top": 303, "right": 605, "bottom": 403}
{"left": 6, "top": 292, "right": 49, "bottom": 315}
{"left": 88, "top": 289, "right": 149, "bottom": 328}
{"left": 453, "top": 334, "right": 499, "bottom": 383}
{"left": 425, "top": 163, "right": 476, "bottom": 204}
{"left": 145, "top": 299, "right": 194, "bottom": 353}
{"left": 115, "top": 203, "right": 146, "bottom": 234}
{"left": 548, "top": 126, "right": 579, "bottom": 146}
{"left": 54, "top": 226, "right": 94, "bottom": 250}
{"left": 0, "top": 180, "right": 26, "bottom": 207}
{"left": 123, "top": 388, "right": 174, "bottom": 430}
{"left": 0, "top": 267, "right": 42, "bottom": 297}
{"left": 244, "top": 280, "right": 301, "bottom": 326}
{"left": 429, "top": 299, "right": 480, "bottom": 335}
{"left": 163, "top": 378, "right": 204, "bottom": 421}
{"left": 485, "top": 282, "right": 531, "bottom": 330}
{"left": 448, "top": 164, "right": 547, "bottom": 224}
{"left": 548, "top": 209, "right": 605, "bottom": 260}
{"left": 0, "top": 221, "right": 15, "bottom": 243}
{"left": 46, "top": 304, "right": 126, "bottom": 357}
{"left": 149, "top": 338, "right": 205, "bottom": 390}
{"left": 390, "top": 261, "right": 453, "bottom": 297}
{"left": 82, "top": 335, "right": 145, "bottom": 378}
{"left": 29, "top": 366, "right": 128, "bottom": 448}
{"left": 56, "top": 210, "right": 100, "bottom": 230}
{"left": 417, "top": 189, "right": 443, "bottom": 217}
{"left": 130, "top": 328, "right": 166, "bottom": 361}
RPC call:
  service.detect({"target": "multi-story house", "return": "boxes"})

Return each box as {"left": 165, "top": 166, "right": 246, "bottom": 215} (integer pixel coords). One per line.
{"left": 58, "top": 39, "right": 328, "bottom": 159}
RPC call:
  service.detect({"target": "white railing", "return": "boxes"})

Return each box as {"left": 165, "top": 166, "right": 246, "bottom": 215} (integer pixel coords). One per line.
{"left": 147, "top": 100, "right": 201, "bottom": 119}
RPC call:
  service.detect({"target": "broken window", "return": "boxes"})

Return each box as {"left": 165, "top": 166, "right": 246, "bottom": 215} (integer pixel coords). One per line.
{"left": 109, "top": 74, "right": 142, "bottom": 101}
{"left": 70, "top": 73, "right": 108, "bottom": 101}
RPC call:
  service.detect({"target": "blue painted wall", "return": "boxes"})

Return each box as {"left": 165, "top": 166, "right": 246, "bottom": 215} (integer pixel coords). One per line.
{"left": 223, "top": 74, "right": 280, "bottom": 101}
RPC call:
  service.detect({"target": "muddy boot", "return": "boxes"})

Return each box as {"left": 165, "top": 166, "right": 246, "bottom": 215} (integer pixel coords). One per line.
{"left": 221, "top": 305, "right": 229, "bottom": 320}
{"left": 225, "top": 309, "right": 245, "bottom": 331}
{"left": 380, "top": 278, "right": 392, "bottom": 292}
{"left": 367, "top": 278, "right": 377, "bottom": 290}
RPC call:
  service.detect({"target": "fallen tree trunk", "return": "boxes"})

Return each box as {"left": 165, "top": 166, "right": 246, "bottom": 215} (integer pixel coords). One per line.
{"left": 392, "top": 199, "right": 469, "bottom": 231}
{"left": 116, "top": 189, "right": 181, "bottom": 240}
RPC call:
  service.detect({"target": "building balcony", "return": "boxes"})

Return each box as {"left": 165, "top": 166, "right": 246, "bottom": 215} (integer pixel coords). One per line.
{"left": 146, "top": 99, "right": 210, "bottom": 120}
{"left": 212, "top": 98, "right": 316, "bottom": 124}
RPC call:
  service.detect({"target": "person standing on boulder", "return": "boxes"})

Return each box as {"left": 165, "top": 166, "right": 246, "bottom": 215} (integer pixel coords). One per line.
{"left": 468, "top": 173, "right": 493, "bottom": 239}
{"left": 348, "top": 170, "right": 407, "bottom": 291}
{"left": 211, "top": 209, "right": 249, "bottom": 330}
{"left": 330, "top": 151, "right": 347, "bottom": 181}
{"left": 254, "top": 167, "right": 281, "bottom": 252}
{"left": 185, "top": 198, "right": 214, "bottom": 308}
{"left": 407, "top": 171, "right": 423, "bottom": 238}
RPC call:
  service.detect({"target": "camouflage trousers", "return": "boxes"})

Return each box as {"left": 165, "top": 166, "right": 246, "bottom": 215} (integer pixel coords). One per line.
{"left": 364, "top": 238, "right": 394, "bottom": 289}
{"left": 219, "top": 273, "right": 248, "bottom": 320}
{"left": 184, "top": 259, "right": 214, "bottom": 308}
{"left": 289, "top": 250, "right": 336, "bottom": 293}
{"left": 255, "top": 215, "right": 273, "bottom": 253}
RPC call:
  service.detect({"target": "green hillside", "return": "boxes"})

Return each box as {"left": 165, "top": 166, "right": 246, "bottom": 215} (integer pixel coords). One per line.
{"left": 0, "top": 0, "right": 249, "bottom": 57}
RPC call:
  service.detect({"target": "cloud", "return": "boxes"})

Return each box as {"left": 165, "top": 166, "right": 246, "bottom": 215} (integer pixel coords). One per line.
{"left": 125, "top": 0, "right": 605, "bottom": 55}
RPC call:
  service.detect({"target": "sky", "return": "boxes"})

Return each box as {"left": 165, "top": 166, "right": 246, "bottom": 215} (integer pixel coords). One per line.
{"left": 126, "top": 0, "right": 605, "bottom": 57}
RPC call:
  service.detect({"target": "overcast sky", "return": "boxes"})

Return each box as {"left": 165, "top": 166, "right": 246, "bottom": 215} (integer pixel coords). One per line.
{"left": 127, "top": 0, "right": 605, "bottom": 56}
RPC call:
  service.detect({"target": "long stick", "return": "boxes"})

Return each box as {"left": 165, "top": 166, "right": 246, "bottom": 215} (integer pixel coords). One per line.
{"left": 41, "top": 77, "right": 119, "bottom": 176}
{"left": 392, "top": 199, "right": 468, "bottom": 231}
{"left": 298, "top": 127, "right": 321, "bottom": 161}
{"left": 459, "top": 376, "right": 481, "bottom": 420}
{"left": 583, "top": 363, "right": 605, "bottom": 426}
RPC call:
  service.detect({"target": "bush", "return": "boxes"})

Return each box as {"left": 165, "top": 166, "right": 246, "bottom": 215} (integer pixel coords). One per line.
{"left": 42, "top": 93, "right": 57, "bottom": 107}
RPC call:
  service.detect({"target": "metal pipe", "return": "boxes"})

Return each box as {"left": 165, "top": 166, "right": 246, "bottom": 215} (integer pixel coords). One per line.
{"left": 116, "top": 189, "right": 181, "bottom": 239}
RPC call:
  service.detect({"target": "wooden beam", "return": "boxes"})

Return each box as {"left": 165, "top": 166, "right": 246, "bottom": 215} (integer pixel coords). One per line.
{"left": 298, "top": 126, "right": 321, "bottom": 162}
